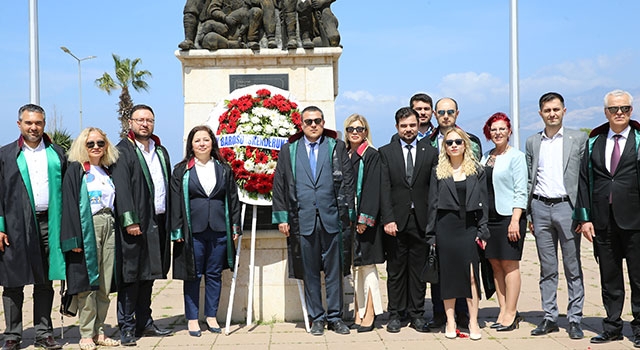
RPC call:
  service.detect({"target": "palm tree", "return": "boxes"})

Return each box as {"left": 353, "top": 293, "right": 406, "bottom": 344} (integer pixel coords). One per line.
{"left": 95, "top": 54, "right": 152, "bottom": 138}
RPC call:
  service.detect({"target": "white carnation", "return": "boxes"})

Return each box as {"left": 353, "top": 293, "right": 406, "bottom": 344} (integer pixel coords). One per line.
{"left": 253, "top": 125, "right": 263, "bottom": 132}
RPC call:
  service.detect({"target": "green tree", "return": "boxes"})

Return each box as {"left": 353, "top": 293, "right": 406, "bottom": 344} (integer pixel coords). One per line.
{"left": 95, "top": 54, "right": 152, "bottom": 138}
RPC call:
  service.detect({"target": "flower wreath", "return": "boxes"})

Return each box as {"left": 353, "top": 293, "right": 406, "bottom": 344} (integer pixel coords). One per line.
{"left": 215, "top": 86, "right": 302, "bottom": 204}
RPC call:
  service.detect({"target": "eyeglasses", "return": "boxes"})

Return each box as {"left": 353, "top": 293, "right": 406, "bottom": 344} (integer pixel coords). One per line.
{"left": 346, "top": 126, "right": 366, "bottom": 133}
{"left": 303, "top": 118, "right": 323, "bottom": 126}
{"left": 131, "top": 118, "right": 155, "bottom": 125}
{"left": 444, "top": 139, "right": 464, "bottom": 146}
{"left": 86, "top": 140, "right": 106, "bottom": 149}
{"left": 606, "top": 105, "right": 632, "bottom": 114}
{"left": 437, "top": 109, "right": 456, "bottom": 116}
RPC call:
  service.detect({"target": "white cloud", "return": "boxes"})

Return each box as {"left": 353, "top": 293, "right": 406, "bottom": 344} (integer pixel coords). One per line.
{"left": 342, "top": 90, "right": 375, "bottom": 102}
{"left": 437, "top": 72, "right": 509, "bottom": 105}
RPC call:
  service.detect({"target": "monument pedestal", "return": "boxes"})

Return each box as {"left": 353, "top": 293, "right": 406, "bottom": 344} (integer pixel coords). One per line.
{"left": 176, "top": 48, "right": 351, "bottom": 322}
{"left": 175, "top": 47, "right": 342, "bottom": 134}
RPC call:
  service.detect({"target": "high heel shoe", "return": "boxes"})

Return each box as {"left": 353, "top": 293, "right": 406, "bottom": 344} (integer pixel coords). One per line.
{"left": 470, "top": 332, "right": 482, "bottom": 340}
{"left": 445, "top": 323, "right": 457, "bottom": 339}
{"left": 357, "top": 316, "right": 376, "bottom": 333}
{"left": 496, "top": 313, "right": 523, "bottom": 332}
{"left": 490, "top": 322, "right": 502, "bottom": 329}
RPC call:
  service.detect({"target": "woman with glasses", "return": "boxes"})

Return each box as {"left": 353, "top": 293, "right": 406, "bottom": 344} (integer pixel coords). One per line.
{"left": 343, "top": 114, "right": 384, "bottom": 332}
{"left": 61, "top": 127, "right": 120, "bottom": 350}
{"left": 426, "top": 128, "right": 489, "bottom": 340}
{"left": 480, "top": 112, "right": 528, "bottom": 332}
{"left": 169, "top": 125, "right": 241, "bottom": 337}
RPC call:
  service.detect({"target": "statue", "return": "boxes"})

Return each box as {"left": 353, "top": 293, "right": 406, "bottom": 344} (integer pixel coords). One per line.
{"left": 297, "top": 0, "right": 340, "bottom": 48}
{"left": 199, "top": 0, "right": 263, "bottom": 50}
{"left": 179, "top": 0, "right": 209, "bottom": 50}
{"left": 278, "top": 0, "right": 299, "bottom": 49}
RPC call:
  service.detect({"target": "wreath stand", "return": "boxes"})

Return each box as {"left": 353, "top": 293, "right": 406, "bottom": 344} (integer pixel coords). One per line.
{"left": 224, "top": 202, "right": 311, "bottom": 334}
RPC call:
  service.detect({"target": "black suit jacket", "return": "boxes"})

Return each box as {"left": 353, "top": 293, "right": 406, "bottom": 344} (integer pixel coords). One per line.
{"left": 575, "top": 125, "right": 640, "bottom": 231}
{"left": 425, "top": 168, "right": 490, "bottom": 241}
{"left": 379, "top": 137, "right": 438, "bottom": 232}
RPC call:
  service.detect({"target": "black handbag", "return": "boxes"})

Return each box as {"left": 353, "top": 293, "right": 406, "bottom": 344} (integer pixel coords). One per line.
{"left": 59, "top": 281, "right": 77, "bottom": 317}
{"left": 420, "top": 244, "right": 439, "bottom": 284}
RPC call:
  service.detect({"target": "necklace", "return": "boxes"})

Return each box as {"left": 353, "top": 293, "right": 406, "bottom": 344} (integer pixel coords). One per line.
{"left": 492, "top": 145, "right": 509, "bottom": 156}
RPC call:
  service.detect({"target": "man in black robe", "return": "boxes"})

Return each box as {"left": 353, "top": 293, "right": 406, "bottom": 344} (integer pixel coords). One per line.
{"left": 0, "top": 104, "right": 65, "bottom": 350}
{"left": 111, "top": 104, "right": 172, "bottom": 346}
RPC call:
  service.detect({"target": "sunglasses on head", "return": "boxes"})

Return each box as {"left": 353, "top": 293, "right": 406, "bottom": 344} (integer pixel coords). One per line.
{"left": 444, "top": 139, "right": 464, "bottom": 146}
{"left": 346, "top": 126, "right": 366, "bottom": 133}
{"left": 303, "top": 118, "right": 323, "bottom": 126}
{"left": 86, "top": 140, "right": 106, "bottom": 149}
{"left": 437, "top": 109, "right": 456, "bottom": 116}
{"left": 607, "top": 105, "right": 632, "bottom": 114}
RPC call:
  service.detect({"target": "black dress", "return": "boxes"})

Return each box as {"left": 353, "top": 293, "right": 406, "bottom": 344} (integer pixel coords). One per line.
{"left": 436, "top": 179, "right": 480, "bottom": 299}
{"left": 484, "top": 166, "right": 526, "bottom": 260}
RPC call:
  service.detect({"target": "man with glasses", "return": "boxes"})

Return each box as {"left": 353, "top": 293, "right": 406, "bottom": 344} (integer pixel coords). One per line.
{"left": 526, "top": 92, "right": 586, "bottom": 339}
{"left": 272, "top": 106, "right": 355, "bottom": 336}
{"left": 425, "top": 97, "right": 482, "bottom": 331}
{"left": 575, "top": 89, "right": 640, "bottom": 347}
{"left": 111, "top": 104, "right": 172, "bottom": 346}
{"left": 379, "top": 107, "right": 438, "bottom": 333}
{"left": 0, "top": 104, "right": 66, "bottom": 350}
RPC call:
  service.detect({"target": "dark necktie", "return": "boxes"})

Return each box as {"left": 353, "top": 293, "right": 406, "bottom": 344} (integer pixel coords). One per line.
{"left": 610, "top": 134, "right": 621, "bottom": 174}
{"left": 309, "top": 142, "right": 317, "bottom": 178}
{"left": 406, "top": 145, "right": 414, "bottom": 183}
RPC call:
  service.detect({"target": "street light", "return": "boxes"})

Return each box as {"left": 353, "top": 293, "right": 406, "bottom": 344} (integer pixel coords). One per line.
{"left": 60, "top": 46, "right": 96, "bottom": 131}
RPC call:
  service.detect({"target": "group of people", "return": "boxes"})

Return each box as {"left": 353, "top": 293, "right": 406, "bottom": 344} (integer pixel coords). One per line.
{"left": 0, "top": 87, "right": 638, "bottom": 349}
{"left": 0, "top": 104, "right": 241, "bottom": 350}
{"left": 273, "top": 89, "right": 640, "bottom": 348}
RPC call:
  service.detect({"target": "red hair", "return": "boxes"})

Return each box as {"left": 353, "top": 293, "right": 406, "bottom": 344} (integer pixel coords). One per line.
{"left": 483, "top": 112, "right": 511, "bottom": 140}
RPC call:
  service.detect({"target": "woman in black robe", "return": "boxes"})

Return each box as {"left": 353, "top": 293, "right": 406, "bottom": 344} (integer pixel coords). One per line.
{"left": 343, "top": 114, "right": 384, "bottom": 332}
{"left": 61, "top": 127, "right": 120, "bottom": 350}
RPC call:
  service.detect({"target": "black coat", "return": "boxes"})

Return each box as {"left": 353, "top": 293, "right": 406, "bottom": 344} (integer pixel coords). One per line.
{"left": 60, "top": 162, "right": 118, "bottom": 295}
{"left": 111, "top": 132, "right": 171, "bottom": 284}
{"left": 0, "top": 135, "right": 67, "bottom": 287}
{"left": 170, "top": 158, "right": 242, "bottom": 281}
{"left": 351, "top": 143, "right": 384, "bottom": 266}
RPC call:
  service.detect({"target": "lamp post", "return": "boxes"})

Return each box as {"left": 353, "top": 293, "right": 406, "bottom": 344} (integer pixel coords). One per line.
{"left": 60, "top": 46, "right": 96, "bottom": 131}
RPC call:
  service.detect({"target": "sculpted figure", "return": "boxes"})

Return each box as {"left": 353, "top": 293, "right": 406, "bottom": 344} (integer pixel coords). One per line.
{"left": 297, "top": 0, "right": 340, "bottom": 48}
{"left": 278, "top": 0, "right": 298, "bottom": 49}
{"left": 179, "top": 0, "right": 208, "bottom": 50}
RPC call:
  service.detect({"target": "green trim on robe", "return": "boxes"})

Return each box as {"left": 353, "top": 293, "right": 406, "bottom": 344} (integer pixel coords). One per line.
{"left": 45, "top": 146, "right": 64, "bottom": 280}
{"left": 120, "top": 211, "right": 139, "bottom": 228}
{"left": 134, "top": 145, "right": 154, "bottom": 195}
{"left": 182, "top": 170, "right": 192, "bottom": 233}
{"left": 271, "top": 211, "right": 288, "bottom": 223}
{"left": 0, "top": 216, "right": 5, "bottom": 232}
{"left": 78, "top": 177, "right": 100, "bottom": 288}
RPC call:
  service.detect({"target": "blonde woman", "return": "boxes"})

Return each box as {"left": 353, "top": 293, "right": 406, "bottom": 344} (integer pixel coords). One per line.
{"left": 343, "top": 114, "right": 383, "bottom": 332}
{"left": 61, "top": 127, "right": 120, "bottom": 350}
{"left": 426, "top": 128, "right": 489, "bottom": 340}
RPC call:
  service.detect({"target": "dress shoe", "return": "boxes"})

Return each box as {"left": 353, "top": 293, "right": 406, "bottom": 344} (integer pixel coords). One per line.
{"left": 568, "top": 322, "right": 584, "bottom": 339}
{"left": 470, "top": 332, "right": 482, "bottom": 340}
{"left": 120, "top": 331, "right": 137, "bottom": 347}
{"left": 33, "top": 336, "right": 62, "bottom": 349}
{"left": 188, "top": 329, "right": 202, "bottom": 337}
{"left": 410, "top": 317, "right": 429, "bottom": 333}
{"left": 633, "top": 335, "right": 640, "bottom": 348}
{"left": 310, "top": 320, "right": 325, "bottom": 336}
{"left": 496, "top": 313, "right": 523, "bottom": 332}
{"left": 387, "top": 318, "right": 402, "bottom": 333}
{"left": 136, "top": 324, "right": 172, "bottom": 337}
{"left": 490, "top": 322, "right": 503, "bottom": 329}
{"left": 445, "top": 322, "right": 457, "bottom": 339}
{"left": 530, "top": 319, "right": 559, "bottom": 336}
{"left": 349, "top": 322, "right": 360, "bottom": 330}
{"left": 590, "top": 331, "right": 623, "bottom": 344}
{"left": 328, "top": 320, "right": 350, "bottom": 335}
{"left": 2, "top": 340, "right": 20, "bottom": 350}
{"left": 357, "top": 316, "right": 376, "bottom": 333}
{"left": 427, "top": 314, "right": 446, "bottom": 330}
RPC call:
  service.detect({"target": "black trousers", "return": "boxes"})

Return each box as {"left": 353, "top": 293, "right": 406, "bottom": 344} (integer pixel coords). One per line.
{"left": 117, "top": 279, "right": 155, "bottom": 333}
{"left": 385, "top": 212, "right": 428, "bottom": 320}
{"left": 594, "top": 207, "right": 640, "bottom": 335}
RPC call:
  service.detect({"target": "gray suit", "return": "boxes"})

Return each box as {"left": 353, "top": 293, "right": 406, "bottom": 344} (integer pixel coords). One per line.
{"left": 525, "top": 128, "right": 587, "bottom": 323}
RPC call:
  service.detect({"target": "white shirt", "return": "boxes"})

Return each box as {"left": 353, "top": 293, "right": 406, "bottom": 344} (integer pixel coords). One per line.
{"left": 22, "top": 139, "right": 49, "bottom": 212}
{"left": 136, "top": 138, "right": 166, "bottom": 214}
{"left": 605, "top": 125, "right": 630, "bottom": 173}
{"left": 534, "top": 127, "right": 567, "bottom": 198}
{"left": 86, "top": 165, "right": 115, "bottom": 215}
{"left": 195, "top": 158, "right": 217, "bottom": 196}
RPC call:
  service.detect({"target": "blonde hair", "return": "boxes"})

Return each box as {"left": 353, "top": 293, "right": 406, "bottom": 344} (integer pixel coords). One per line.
{"left": 343, "top": 113, "right": 374, "bottom": 149}
{"left": 436, "top": 128, "right": 478, "bottom": 180}
{"left": 68, "top": 127, "right": 119, "bottom": 167}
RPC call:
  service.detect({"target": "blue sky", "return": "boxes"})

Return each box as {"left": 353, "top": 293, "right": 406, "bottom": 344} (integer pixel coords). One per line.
{"left": 1, "top": 1, "right": 639, "bottom": 162}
